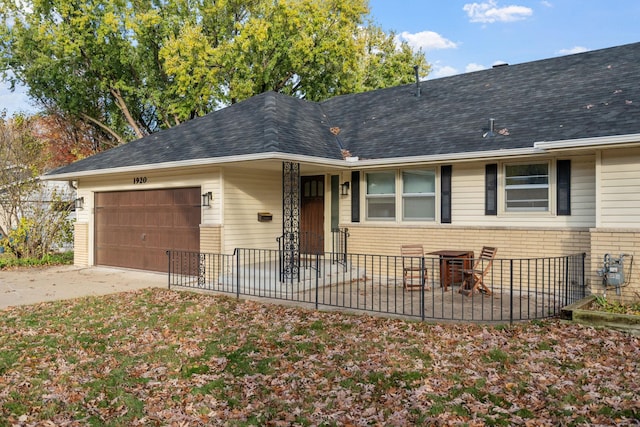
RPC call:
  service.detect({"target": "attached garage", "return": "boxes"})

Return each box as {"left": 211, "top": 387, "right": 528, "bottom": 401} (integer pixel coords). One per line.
{"left": 95, "top": 188, "right": 201, "bottom": 272}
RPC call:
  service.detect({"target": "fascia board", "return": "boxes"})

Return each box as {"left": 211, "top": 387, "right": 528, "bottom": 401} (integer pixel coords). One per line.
{"left": 51, "top": 136, "right": 640, "bottom": 181}
{"left": 42, "top": 147, "right": 551, "bottom": 180}
{"left": 41, "top": 152, "right": 351, "bottom": 181}
{"left": 533, "top": 133, "right": 640, "bottom": 151}
{"left": 347, "top": 147, "right": 544, "bottom": 169}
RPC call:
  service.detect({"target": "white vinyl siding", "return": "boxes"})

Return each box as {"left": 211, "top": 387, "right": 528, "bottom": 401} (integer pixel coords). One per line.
{"left": 452, "top": 156, "right": 595, "bottom": 227}
{"left": 600, "top": 147, "right": 640, "bottom": 227}
{"left": 223, "top": 168, "right": 282, "bottom": 251}
{"left": 571, "top": 156, "right": 596, "bottom": 225}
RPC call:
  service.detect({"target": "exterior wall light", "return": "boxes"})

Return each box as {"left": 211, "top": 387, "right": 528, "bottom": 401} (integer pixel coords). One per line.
{"left": 340, "top": 182, "right": 350, "bottom": 196}
{"left": 201, "top": 191, "right": 212, "bottom": 207}
{"left": 74, "top": 197, "right": 84, "bottom": 210}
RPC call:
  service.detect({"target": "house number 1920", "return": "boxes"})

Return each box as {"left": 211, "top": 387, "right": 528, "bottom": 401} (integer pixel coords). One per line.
{"left": 133, "top": 177, "right": 148, "bottom": 184}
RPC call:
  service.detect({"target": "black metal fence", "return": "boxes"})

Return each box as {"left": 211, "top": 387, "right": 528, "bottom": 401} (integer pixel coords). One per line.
{"left": 167, "top": 249, "right": 587, "bottom": 324}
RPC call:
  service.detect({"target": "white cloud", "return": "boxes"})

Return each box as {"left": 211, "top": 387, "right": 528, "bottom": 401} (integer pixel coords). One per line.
{"left": 557, "top": 46, "right": 589, "bottom": 55}
{"left": 398, "top": 31, "right": 458, "bottom": 51}
{"left": 540, "top": 1, "right": 553, "bottom": 7}
{"left": 465, "top": 63, "right": 486, "bottom": 73}
{"left": 429, "top": 65, "right": 459, "bottom": 79}
{"left": 463, "top": 1, "right": 533, "bottom": 23}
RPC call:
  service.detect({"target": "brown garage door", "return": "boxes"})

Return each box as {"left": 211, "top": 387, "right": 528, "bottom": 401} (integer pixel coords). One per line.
{"left": 95, "top": 188, "right": 201, "bottom": 272}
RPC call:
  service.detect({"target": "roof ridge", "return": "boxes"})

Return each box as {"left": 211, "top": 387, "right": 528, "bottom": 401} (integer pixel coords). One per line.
{"left": 262, "top": 92, "right": 279, "bottom": 152}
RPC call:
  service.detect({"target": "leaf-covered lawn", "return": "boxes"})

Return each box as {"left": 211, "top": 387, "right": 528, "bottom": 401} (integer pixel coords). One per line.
{"left": 0, "top": 289, "right": 638, "bottom": 426}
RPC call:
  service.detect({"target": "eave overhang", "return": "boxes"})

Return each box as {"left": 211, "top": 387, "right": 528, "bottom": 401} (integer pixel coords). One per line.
{"left": 41, "top": 152, "right": 352, "bottom": 181}
{"left": 533, "top": 133, "right": 640, "bottom": 152}
{"left": 42, "top": 133, "right": 640, "bottom": 181}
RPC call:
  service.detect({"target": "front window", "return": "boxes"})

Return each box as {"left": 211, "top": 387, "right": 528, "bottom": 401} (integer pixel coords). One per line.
{"left": 402, "top": 170, "right": 435, "bottom": 220}
{"left": 505, "top": 163, "right": 549, "bottom": 211}
{"left": 366, "top": 172, "right": 395, "bottom": 220}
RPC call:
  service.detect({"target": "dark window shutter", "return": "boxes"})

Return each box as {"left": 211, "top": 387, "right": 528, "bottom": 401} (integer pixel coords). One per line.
{"left": 485, "top": 163, "right": 498, "bottom": 215}
{"left": 557, "top": 159, "right": 571, "bottom": 215}
{"left": 441, "top": 165, "right": 452, "bottom": 223}
{"left": 351, "top": 171, "right": 360, "bottom": 223}
{"left": 330, "top": 175, "right": 339, "bottom": 229}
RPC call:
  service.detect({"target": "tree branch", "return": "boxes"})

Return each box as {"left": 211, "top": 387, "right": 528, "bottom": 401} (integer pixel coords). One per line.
{"left": 109, "top": 87, "right": 145, "bottom": 139}
{"left": 79, "top": 113, "right": 125, "bottom": 146}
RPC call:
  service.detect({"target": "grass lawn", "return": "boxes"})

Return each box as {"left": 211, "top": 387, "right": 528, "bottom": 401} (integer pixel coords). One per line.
{"left": 0, "top": 288, "right": 638, "bottom": 426}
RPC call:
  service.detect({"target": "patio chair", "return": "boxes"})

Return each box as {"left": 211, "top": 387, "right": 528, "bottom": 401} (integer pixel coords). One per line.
{"left": 401, "top": 244, "right": 429, "bottom": 291}
{"left": 459, "top": 246, "right": 497, "bottom": 296}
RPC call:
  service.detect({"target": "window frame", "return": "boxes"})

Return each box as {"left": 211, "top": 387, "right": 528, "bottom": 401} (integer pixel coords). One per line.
{"left": 503, "top": 161, "right": 550, "bottom": 212}
{"left": 401, "top": 169, "right": 436, "bottom": 221}
{"left": 364, "top": 169, "right": 438, "bottom": 222}
{"left": 365, "top": 171, "right": 397, "bottom": 221}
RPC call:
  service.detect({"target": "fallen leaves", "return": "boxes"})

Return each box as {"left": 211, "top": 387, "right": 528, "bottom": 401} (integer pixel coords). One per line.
{"left": 0, "top": 288, "right": 638, "bottom": 425}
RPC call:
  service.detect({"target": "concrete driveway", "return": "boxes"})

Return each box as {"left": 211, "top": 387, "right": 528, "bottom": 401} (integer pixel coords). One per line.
{"left": 0, "top": 265, "right": 167, "bottom": 309}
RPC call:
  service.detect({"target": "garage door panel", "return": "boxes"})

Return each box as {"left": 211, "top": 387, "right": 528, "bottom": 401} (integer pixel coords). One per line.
{"left": 95, "top": 188, "right": 200, "bottom": 272}
{"left": 148, "top": 211, "right": 174, "bottom": 227}
{"left": 148, "top": 190, "right": 172, "bottom": 206}
{"left": 173, "top": 190, "right": 200, "bottom": 206}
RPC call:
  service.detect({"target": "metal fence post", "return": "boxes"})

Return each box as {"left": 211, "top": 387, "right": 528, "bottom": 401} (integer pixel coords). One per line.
{"left": 581, "top": 252, "right": 587, "bottom": 298}
{"left": 315, "top": 253, "right": 319, "bottom": 310}
{"left": 564, "top": 255, "right": 569, "bottom": 306}
{"left": 235, "top": 248, "right": 240, "bottom": 299}
{"left": 509, "top": 259, "right": 514, "bottom": 325}
{"left": 166, "top": 250, "right": 171, "bottom": 289}
{"left": 421, "top": 256, "right": 425, "bottom": 322}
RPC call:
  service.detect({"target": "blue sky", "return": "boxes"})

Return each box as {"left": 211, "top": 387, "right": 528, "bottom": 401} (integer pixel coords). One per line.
{"left": 1, "top": 0, "right": 639, "bottom": 115}
{"left": 369, "top": 0, "right": 639, "bottom": 79}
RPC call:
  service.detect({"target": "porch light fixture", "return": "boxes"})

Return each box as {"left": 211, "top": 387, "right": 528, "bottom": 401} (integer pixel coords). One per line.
{"left": 340, "top": 182, "right": 350, "bottom": 196}
{"left": 74, "top": 197, "right": 84, "bottom": 210}
{"left": 201, "top": 191, "right": 212, "bottom": 207}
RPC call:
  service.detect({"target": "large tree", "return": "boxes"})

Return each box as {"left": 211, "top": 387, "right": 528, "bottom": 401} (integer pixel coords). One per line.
{"left": 0, "top": 113, "right": 74, "bottom": 258}
{"left": 0, "top": 0, "right": 429, "bottom": 145}
{"left": 33, "top": 110, "right": 111, "bottom": 168}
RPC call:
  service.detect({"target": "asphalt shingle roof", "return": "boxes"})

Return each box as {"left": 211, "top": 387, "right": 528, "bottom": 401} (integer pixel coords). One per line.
{"left": 47, "top": 42, "right": 640, "bottom": 177}
{"left": 324, "top": 42, "right": 640, "bottom": 159}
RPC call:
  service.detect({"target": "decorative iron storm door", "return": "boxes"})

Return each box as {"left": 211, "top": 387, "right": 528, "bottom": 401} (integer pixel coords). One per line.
{"left": 281, "top": 162, "right": 300, "bottom": 281}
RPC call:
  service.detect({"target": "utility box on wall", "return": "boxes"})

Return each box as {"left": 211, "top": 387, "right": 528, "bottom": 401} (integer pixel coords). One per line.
{"left": 257, "top": 212, "right": 273, "bottom": 222}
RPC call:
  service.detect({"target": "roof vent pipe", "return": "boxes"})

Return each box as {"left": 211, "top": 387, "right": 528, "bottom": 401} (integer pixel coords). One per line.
{"left": 413, "top": 65, "right": 421, "bottom": 97}
{"left": 483, "top": 118, "right": 497, "bottom": 138}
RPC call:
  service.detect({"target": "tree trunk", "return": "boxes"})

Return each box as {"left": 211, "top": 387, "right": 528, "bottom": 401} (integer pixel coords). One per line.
{"left": 79, "top": 113, "right": 125, "bottom": 146}
{"left": 110, "top": 87, "right": 145, "bottom": 139}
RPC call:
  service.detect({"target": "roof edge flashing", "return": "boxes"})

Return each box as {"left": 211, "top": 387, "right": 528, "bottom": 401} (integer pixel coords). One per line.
{"left": 41, "top": 152, "right": 351, "bottom": 180}
{"left": 534, "top": 133, "right": 640, "bottom": 151}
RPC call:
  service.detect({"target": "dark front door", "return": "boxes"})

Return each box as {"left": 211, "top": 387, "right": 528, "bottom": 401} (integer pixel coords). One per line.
{"left": 300, "top": 175, "right": 324, "bottom": 254}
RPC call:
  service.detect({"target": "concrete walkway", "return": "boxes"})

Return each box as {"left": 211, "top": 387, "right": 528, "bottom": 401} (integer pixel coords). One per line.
{"left": 0, "top": 265, "right": 167, "bottom": 309}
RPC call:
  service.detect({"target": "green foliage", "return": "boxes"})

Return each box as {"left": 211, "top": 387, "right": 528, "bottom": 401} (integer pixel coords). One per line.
{"left": 593, "top": 295, "right": 640, "bottom": 316}
{"left": 0, "top": 0, "right": 429, "bottom": 144}
{"left": 0, "top": 189, "right": 74, "bottom": 260}
{"left": 0, "top": 250, "right": 73, "bottom": 269}
{"left": 0, "top": 114, "right": 74, "bottom": 260}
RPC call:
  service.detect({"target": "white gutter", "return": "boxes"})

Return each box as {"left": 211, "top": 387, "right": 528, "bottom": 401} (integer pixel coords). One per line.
{"left": 45, "top": 133, "right": 640, "bottom": 181}
{"left": 42, "top": 152, "right": 352, "bottom": 180}
{"left": 534, "top": 133, "right": 640, "bottom": 151}
{"left": 344, "top": 147, "right": 544, "bottom": 168}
